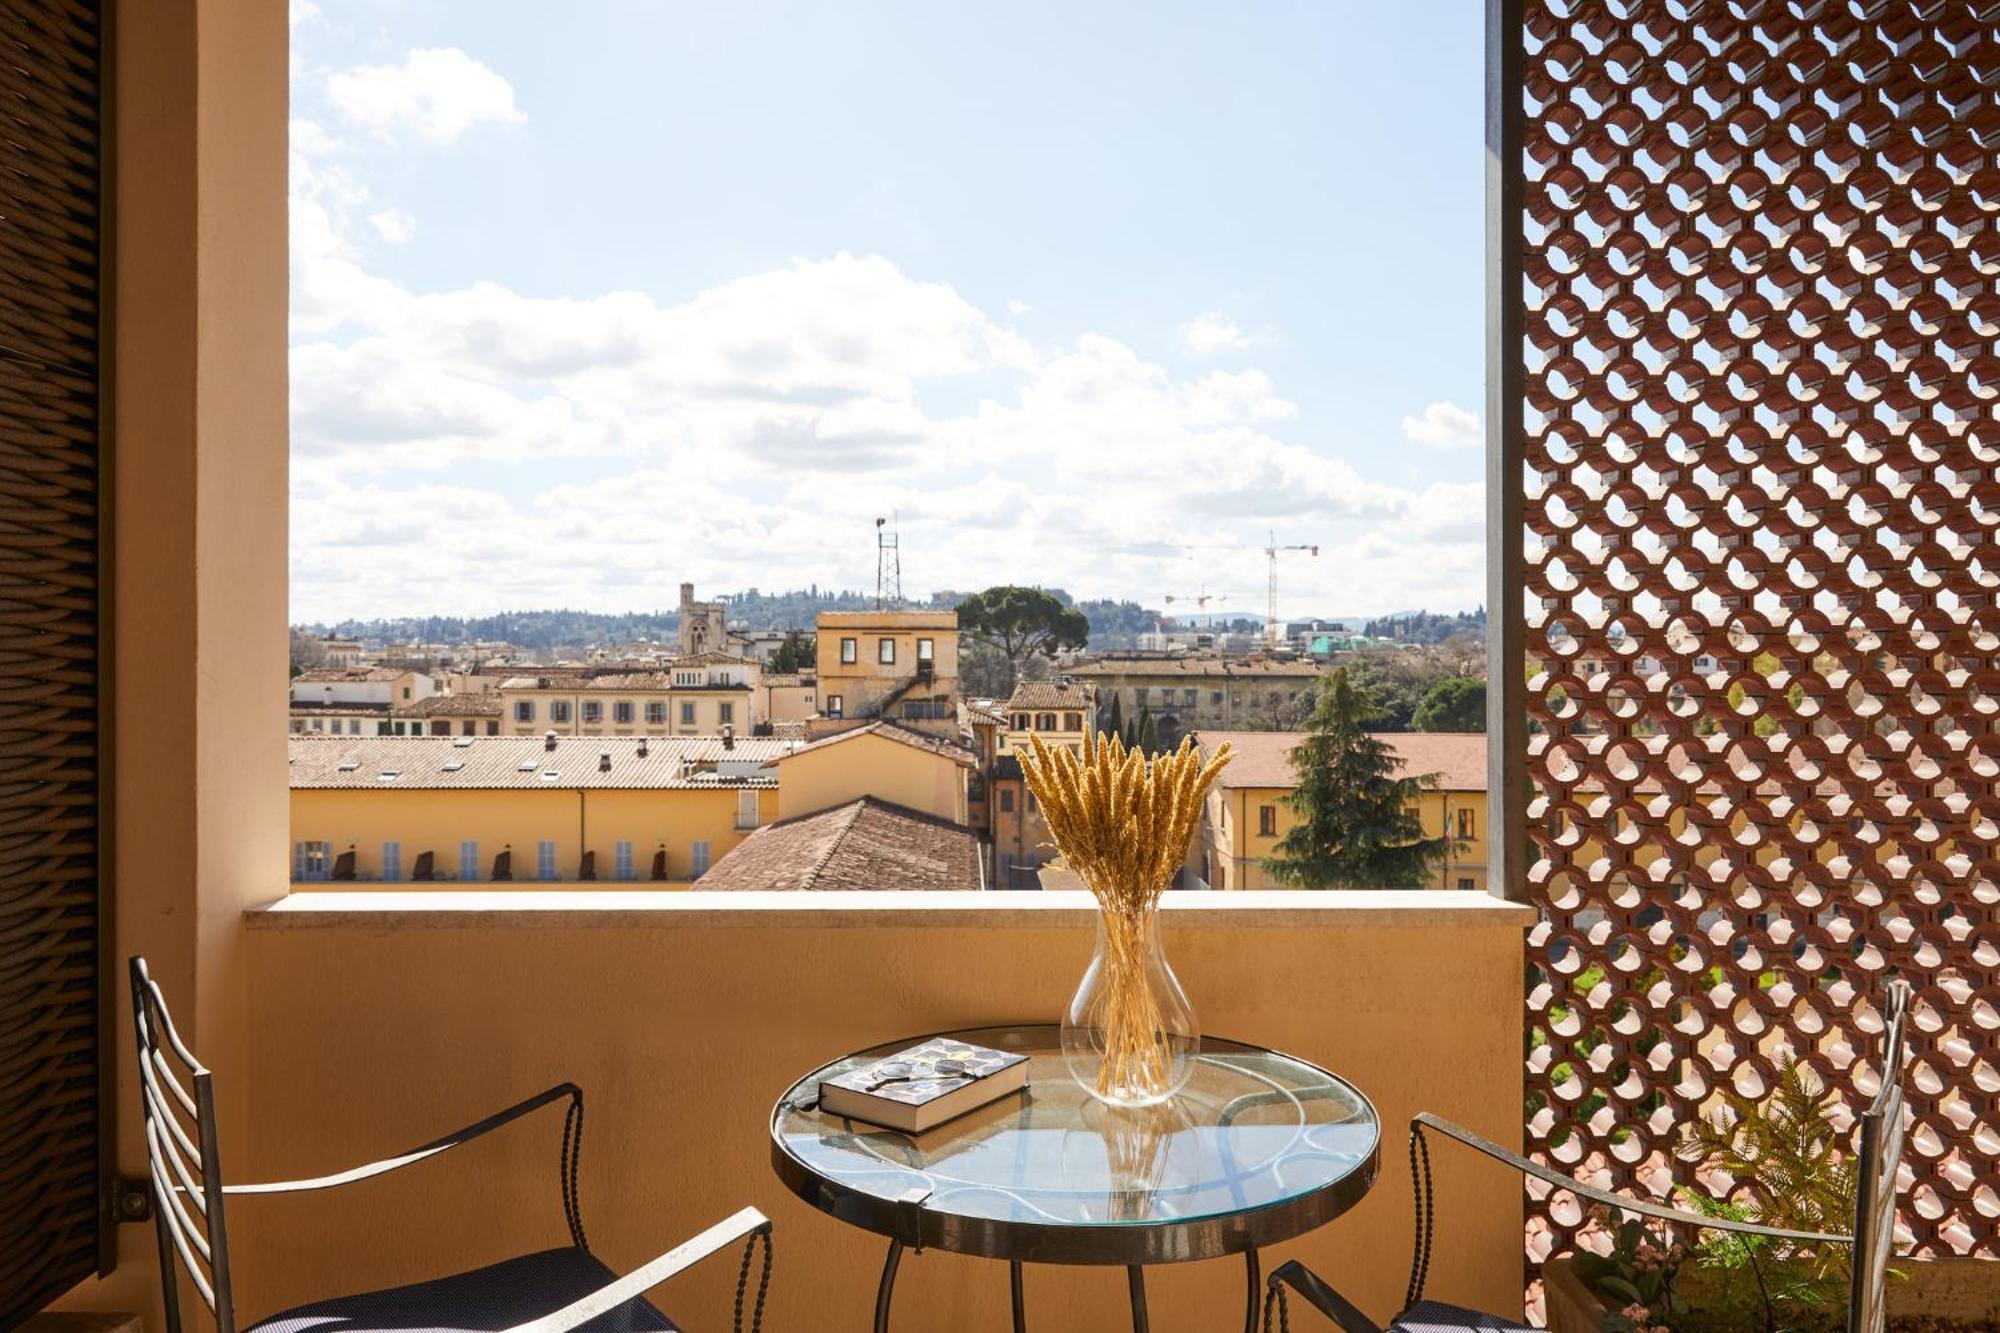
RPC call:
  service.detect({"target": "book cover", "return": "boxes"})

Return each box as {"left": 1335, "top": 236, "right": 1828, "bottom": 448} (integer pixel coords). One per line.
{"left": 819, "top": 1038, "right": 1030, "bottom": 1133}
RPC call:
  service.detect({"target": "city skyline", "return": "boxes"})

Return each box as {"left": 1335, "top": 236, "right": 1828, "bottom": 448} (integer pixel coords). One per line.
{"left": 289, "top": 2, "right": 1487, "bottom": 624}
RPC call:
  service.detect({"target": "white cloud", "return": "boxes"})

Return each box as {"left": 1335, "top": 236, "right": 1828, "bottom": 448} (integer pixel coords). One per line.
{"left": 284, "top": 85, "right": 1481, "bottom": 622}
{"left": 1401, "top": 400, "right": 1482, "bottom": 449}
{"left": 368, "top": 208, "right": 416, "bottom": 244}
{"left": 289, "top": 0, "right": 321, "bottom": 28}
{"left": 327, "top": 48, "right": 526, "bottom": 146}
{"left": 1178, "top": 310, "right": 1262, "bottom": 355}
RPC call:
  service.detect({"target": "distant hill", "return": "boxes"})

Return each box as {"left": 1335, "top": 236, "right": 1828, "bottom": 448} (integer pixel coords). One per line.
{"left": 303, "top": 587, "right": 1172, "bottom": 652}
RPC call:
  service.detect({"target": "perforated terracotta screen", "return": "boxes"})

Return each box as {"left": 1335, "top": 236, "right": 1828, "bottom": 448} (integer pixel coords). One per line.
{"left": 1512, "top": 0, "right": 1999, "bottom": 1266}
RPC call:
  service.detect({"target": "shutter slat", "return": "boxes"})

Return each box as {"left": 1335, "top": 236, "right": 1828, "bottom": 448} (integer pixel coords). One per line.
{"left": 0, "top": 0, "right": 104, "bottom": 1327}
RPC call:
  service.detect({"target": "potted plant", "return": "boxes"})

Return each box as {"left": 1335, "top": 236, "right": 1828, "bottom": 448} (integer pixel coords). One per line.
{"left": 1544, "top": 1060, "right": 2000, "bottom": 1332}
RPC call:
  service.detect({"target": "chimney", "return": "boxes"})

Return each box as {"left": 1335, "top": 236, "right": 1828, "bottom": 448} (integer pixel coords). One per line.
{"left": 636, "top": 736, "right": 649, "bottom": 758}
{"left": 599, "top": 750, "right": 612, "bottom": 773}
{"left": 545, "top": 730, "right": 558, "bottom": 752}
{"left": 680, "top": 757, "right": 694, "bottom": 779}
{"left": 723, "top": 723, "right": 735, "bottom": 751}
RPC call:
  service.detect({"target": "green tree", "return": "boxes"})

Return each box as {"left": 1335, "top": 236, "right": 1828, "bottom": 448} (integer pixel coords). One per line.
{"left": 1102, "top": 691, "right": 1124, "bottom": 744}
{"left": 1412, "top": 675, "right": 1487, "bottom": 732}
{"left": 956, "top": 586, "right": 1089, "bottom": 691}
{"left": 1263, "top": 669, "right": 1447, "bottom": 889}
{"left": 769, "top": 629, "right": 815, "bottom": 674}
{"left": 1135, "top": 705, "right": 1158, "bottom": 756}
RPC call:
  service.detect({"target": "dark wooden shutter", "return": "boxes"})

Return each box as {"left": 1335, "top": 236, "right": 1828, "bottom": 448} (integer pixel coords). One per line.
{"left": 0, "top": 0, "right": 112, "bottom": 1325}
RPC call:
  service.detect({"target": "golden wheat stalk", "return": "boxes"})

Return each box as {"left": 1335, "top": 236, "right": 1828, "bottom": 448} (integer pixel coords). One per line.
{"left": 1020, "top": 731, "right": 1232, "bottom": 1097}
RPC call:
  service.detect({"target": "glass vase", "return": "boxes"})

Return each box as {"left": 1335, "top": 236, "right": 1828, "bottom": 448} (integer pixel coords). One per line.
{"left": 1061, "top": 908, "right": 1198, "bottom": 1107}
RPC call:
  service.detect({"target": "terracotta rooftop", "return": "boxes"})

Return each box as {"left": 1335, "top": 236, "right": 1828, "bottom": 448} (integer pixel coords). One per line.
{"left": 962, "top": 699, "right": 1008, "bottom": 727}
{"left": 1004, "top": 679, "right": 1097, "bottom": 711}
{"left": 394, "top": 692, "right": 502, "bottom": 718}
{"left": 497, "top": 671, "right": 750, "bottom": 692}
{"left": 770, "top": 719, "right": 977, "bottom": 769}
{"left": 287, "top": 701, "right": 389, "bottom": 716}
{"left": 694, "top": 797, "right": 984, "bottom": 891}
{"left": 816, "top": 610, "right": 958, "bottom": 628}
{"left": 289, "top": 735, "right": 787, "bottom": 790}
{"left": 1071, "top": 655, "right": 1322, "bottom": 679}
{"left": 1195, "top": 730, "right": 1488, "bottom": 792}
{"left": 294, "top": 667, "right": 410, "bottom": 683}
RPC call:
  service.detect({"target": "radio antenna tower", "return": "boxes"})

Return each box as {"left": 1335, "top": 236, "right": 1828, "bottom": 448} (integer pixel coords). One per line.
{"left": 875, "top": 516, "right": 902, "bottom": 609}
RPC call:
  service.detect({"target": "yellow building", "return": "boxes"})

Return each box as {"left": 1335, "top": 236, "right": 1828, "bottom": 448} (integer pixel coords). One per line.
{"left": 812, "top": 610, "right": 959, "bottom": 736}
{"left": 766, "top": 720, "right": 975, "bottom": 825}
{"left": 497, "top": 654, "right": 761, "bottom": 737}
{"left": 999, "top": 678, "right": 1097, "bottom": 756}
{"left": 1068, "top": 654, "right": 1322, "bottom": 748}
{"left": 758, "top": 672, "right": 818, "bottom": 730}
{"left": 288, "top": 734, "right": 783, "bottom": 886}
{"left": 1194, "top": 730, "right": 1489, "bottom": 891}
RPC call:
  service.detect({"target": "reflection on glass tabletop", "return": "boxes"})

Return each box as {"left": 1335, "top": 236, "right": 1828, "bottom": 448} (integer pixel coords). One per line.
{"left": 771, "top": 1025, "right": 1378, "bottom": 1231}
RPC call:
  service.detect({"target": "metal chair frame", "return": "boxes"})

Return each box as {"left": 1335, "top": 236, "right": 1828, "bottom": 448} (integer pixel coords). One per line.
{"left": 129, "top": 956, "right": 771, "bottom": 1333}
{"left": 1264, "top": 979, "right": 1913, "bottom": 1333}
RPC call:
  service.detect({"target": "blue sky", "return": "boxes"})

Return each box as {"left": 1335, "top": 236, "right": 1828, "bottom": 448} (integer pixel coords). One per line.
{"left": 289, "top": 1, "right": 1486, "bottom": 624}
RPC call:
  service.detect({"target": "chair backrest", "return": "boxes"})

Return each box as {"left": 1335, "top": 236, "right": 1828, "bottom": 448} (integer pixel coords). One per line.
{"left": 129, "top": 957, "right": 236, "bottom": 1333}
{"left": 1847, "top": 978, "right": 1911, "bottom": 1333}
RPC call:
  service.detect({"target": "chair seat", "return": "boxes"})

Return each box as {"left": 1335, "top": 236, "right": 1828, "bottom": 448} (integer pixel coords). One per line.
{"left": 1392, "top": 1300, "right": 1535, "bottom": 1333}
{"left": 246, "top": 1246, "right": 680, "bottom": 1333}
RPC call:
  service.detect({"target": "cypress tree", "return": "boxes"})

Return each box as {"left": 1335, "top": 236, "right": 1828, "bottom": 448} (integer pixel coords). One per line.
{"left": 1103, "top": 691, "right": 1124, "bottom": 745}
{"left": 1136, "top": 706, "right": 1157, "bottom": 756}
{"left": 1262, "top": 668, "right": 1447, "bottom": 890}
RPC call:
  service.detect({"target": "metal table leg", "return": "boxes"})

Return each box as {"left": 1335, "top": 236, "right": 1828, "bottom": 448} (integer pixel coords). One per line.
{"left": 873, "top": 1238, "right": 903, "bottom": 1333}
{"left": 1243, "top": 1249, "right": 1261, "bottom": 1333}
{"left": 1127, "top": 1265, "right": 1149, "bottom": 1333}
{"left": 1010, "top": 1260, "right": 1027, "bottom": 1333}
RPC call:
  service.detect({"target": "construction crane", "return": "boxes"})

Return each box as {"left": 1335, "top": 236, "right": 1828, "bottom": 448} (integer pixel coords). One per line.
{"left": 1178, "top": 531, "right": 1319, "bottom": 650}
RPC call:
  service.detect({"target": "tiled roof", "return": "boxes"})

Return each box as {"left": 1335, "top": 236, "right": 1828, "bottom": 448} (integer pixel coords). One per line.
{"left": 497, "top": 671, "right": 750, "bottom": 692}
{"left": 1004, "top": 680, "right": 1096, "bottom": 710}
{"left": 294, "top": 667, "right": 410, "bottom": 683}
{"left": 963, "top": 699, "right": 1008, "bottom": 727}
{"left": 772, "top": 719, "right": 977, "bottom": 769}
{"left": 1195, "top": 730, "right": 1488, "bottom": 792}
{"left": 695, "top": 797, "right": 984, "bottom": 891}
{"left": 394, "top": 692, "right": 502, "bottom": 718}
{"left": 289, "top": 735, "right": 788, "bottom": 790}
{"left": 288, "top": 701, "right": 389, "bottom": 716}
{"left": 1070, "top": 656, "right": 1322, "bottom": 679}
{"left": 816, "top": 610, "right": 958, "bottom": 628}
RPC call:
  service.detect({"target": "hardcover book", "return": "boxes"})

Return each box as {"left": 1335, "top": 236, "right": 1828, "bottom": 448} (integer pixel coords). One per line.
{"left": 819, "top": 1038, "right": 1030, "bottom": 1134}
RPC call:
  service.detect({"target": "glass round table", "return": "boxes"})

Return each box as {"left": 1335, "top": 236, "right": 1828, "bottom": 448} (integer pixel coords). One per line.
{"left": 769, "top": 1025, "right": 1379, "bottom": 1333}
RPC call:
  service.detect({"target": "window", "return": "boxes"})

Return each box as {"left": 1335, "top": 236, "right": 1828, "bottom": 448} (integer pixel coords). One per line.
{"left": 878, "top": 637, "right": 895, "bottom": 665}
{"left": 291, "top": 720, "right": 304, "bottom": 733}
{"left": 614, "top": 700, "right": 634, "bottom": 724}
{"left": 719, "top": 701, "right": 734, "bottom": 725}
{"left": 551, "top": 700, "right": 572, "bottom": 723}
{"left": 1037, "top": 712, "right": 1056, "bottom": 731}
{"left": 293, "top": 841, "right": 330, "bottom": 882}
{"left": 537, "top": 839, "right": 557, "bottom": 881}
{"left": 1012, "top": 714, "right": 1029, "bottom": 730}
{"left": 515, "top": 701, "right": 536, "bottom": 723}
{"left": 1026, "top": 793, "right": 1038, "bottom": 812}
{"left": 1000, "top": 789, "right": 1014, "bottom": 813}
{"left": 680, "top": 701, "right": 696, "bottom": 725}
{"left": 459, "top": 840, "right": 478, "bottom": 881}
{"left": 1183, "top": 689, "right": 1196, "bottom": 706}
{"left": 581, "top": 701, "right": 602, "bottom": 724}
{"left": 645, "top": 700, "right": 666, "bottom": 725}
{"left": 827, "top": 694, "right": 843, "bottom": 719}
{"left": 486, "top": 721, "right": 500, "bottom": 735}
{"left": 614, "top": 840, "right": 634, "bottom": 881}
{"left": 840, "top": 637, "right": 857, "bottom": 664}
{"left": 690, "top": 840, "right": 711, "bottom": 878}
{"left": 1456, "top": 808, "right": 1475, "bottom": 840}
{"left": 1258, "top": 805, "right": 1278, "bottom": 836}
{"left": 1457, "top": 877, "right": 1475, "bottom": 891}
{"left": 736, "top": 788, "right": 758, "bottom": 829}
{"left": 917, "top": 637, "right": 934, "bottom": 661}
{"left": 1064, "top": 712, "right": 1082, "bottom": 731}
{"left": 381, "top": 841, "right": 401, "bottom": 882}
{"left": 1210, "top": 691, "right": 1223, "bottom": 706}
{"left": 377, "top": 720, "right": 391, "bottom": 735}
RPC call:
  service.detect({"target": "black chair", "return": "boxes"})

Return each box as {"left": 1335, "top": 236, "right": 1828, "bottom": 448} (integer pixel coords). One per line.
{"left": 1265, "top": 979, "right": 1911, "bottom": 1333}
{"left": 130, "top": 956, "right": 771, "bottom": 1333}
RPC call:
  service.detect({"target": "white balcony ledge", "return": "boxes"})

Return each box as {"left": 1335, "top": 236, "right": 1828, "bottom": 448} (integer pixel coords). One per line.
{"left": 250, "top": 887, "right": 1537, "bottom": 930}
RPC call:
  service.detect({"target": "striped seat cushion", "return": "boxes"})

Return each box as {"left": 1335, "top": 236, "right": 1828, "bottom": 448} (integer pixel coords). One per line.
{"left": 1392, "top": 1300, "right": 1535, "bottom": 1333}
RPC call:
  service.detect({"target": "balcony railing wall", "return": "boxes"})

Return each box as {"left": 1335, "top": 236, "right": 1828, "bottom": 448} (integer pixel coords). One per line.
{"left": 232, "top": 892, "right": 1530, "bottom": 1332}
{"left": 1508, "top": 0, "right": 1999, "bottom": 1267}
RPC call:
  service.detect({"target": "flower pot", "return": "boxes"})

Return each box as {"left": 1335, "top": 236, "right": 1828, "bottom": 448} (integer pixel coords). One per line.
{"left": 1544, "top": 1253, "right": 2000, "bottom": 1332}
